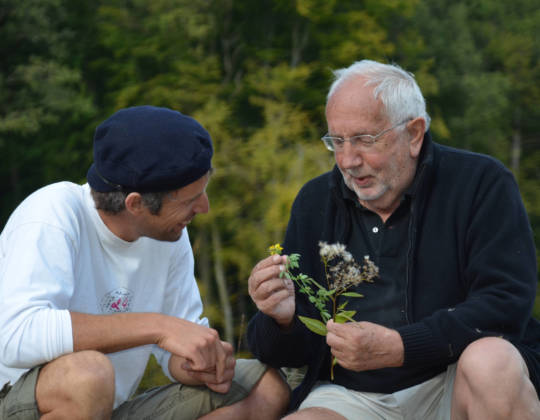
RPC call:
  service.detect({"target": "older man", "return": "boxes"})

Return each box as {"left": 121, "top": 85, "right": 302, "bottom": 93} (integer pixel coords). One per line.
{"left": 247, "top": 60, "right": 540, "bottom": 419}
{"left": 0, "top": 106, "right": 289, "bottom": 419}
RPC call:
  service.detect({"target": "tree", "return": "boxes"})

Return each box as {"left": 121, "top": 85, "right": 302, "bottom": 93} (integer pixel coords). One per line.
{"left": 0, "top": 0, "right": 95, "bottom": 225}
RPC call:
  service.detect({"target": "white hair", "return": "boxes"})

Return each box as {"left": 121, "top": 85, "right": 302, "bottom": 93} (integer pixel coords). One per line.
{"left": 327, "top": 60, "right": 431, "bottom": 132}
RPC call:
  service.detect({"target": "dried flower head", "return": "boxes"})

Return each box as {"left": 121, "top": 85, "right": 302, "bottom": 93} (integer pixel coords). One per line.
{"left": 319, "top": 241, "right": 377, "bottom": 291}
{"left": 318, "top": 241, "right": 349, "bottom": 261}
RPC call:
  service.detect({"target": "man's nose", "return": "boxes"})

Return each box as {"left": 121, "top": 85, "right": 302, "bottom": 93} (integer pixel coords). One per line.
{"left": 337, "top": 142, "right": 363, "bottom": 168}
{"left": 194, "top": 192, "right": 210, "bottom": 214}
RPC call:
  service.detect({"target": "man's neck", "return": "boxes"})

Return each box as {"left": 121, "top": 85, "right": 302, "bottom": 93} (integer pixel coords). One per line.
{"left": 97, "top": 209, "right": 139, "bottom": 242}
{"left": 359, "top": 198, "right": 402, "bottom": 223}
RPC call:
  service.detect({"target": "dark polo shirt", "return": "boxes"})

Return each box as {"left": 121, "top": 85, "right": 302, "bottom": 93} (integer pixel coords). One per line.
{"left": 330, "top": 181, "right": 412, "bottom": 388}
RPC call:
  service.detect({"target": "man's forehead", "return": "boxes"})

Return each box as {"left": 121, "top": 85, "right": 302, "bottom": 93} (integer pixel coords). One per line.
{"left": 171, "top": 172, "right": 211, "bottom": 197}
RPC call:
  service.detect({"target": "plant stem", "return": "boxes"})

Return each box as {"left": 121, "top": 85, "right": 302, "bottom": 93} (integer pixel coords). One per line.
{"left": 330, "top": 296, "right": 337, "bottom": 380}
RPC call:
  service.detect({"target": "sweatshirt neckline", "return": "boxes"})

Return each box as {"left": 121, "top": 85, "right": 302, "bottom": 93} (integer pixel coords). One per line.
{"left": 83, "top": 184, "right": 142, "bottom": 249}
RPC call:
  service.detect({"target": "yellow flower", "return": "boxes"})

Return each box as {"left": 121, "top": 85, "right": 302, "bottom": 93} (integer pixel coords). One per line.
{"left": 268, "top": 243, "right": 283, "bottom": 255}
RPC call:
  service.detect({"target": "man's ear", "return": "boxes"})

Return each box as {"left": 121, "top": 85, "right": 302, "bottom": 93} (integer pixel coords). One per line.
{"left": 407, "top": 117, "right": 426, "bottom": 158}
{"left": 124, "top": 192, "right": 145, "bottom": 215}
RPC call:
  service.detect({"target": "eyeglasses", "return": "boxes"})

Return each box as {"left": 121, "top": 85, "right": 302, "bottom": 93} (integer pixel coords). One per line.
{"left": 321, "top": 119, "right": 411, "bottom": 152}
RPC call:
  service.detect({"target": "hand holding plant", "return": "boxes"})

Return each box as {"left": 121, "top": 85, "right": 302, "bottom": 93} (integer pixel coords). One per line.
{"left": 268, "top": 242, "right": 378, "bottom": 379}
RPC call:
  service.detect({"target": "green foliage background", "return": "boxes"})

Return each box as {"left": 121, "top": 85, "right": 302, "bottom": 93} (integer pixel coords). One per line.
{"left": 1, "top": 0, "right": 539, "bottom": 393}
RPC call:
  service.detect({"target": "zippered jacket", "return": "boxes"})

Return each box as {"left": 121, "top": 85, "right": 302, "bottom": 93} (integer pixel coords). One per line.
{"left": 247, "top": 132, "right": 540, "bottom": 409}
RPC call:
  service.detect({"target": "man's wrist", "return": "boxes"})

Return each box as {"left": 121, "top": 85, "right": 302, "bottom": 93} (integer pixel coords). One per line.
{"left": 146, "top": 312, "right": 168, "bottom": 345}
{"left": 388, "top": 329, "right": 405, "bottom": 367}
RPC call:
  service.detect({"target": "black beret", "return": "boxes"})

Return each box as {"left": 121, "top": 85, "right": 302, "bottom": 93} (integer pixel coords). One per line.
{"left": 87, "top": 105, "right": 213, "bottom": 193}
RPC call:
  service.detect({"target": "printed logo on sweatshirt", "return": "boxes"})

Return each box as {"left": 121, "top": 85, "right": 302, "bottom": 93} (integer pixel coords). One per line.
{"left": 100, "top": 288, "right": 133, "bottom": 313}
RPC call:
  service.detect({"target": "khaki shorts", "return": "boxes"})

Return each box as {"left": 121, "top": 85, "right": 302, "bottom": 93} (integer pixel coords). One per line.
{"left": 0, "top": 359, "right": 267, "bottom": 420}
{"left": 0, "top": 368, "right": 41, "bottom": 420}
{"left": 298, "top": 363, "right": 457, "bottom": 420}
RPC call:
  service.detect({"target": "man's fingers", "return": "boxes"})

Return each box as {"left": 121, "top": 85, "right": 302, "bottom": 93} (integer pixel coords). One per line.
{"left": 326, "top": 332, "right": 345, "bottom": 352}
{"left": 326, "top": 321, "right": 349, "bottom": 352}
{"left": 182, "top": 347, "right": 235, "bottom": 374}
{"left": 187, "top": 369, "right": 230, "bottom": 384}
{"left": 183, "top": 344, "right": 235, "bottom": 388}
{"left": 213, "top": 339, "right": 227, "bottom": 383}
{"left": 183, "top": 327, "right": 221, "bottom": 371}
{"left": 256, "top": 277, "right": 290, "bottom": 299}
{"left": 253, "top": 254, "right": 287, "bottom": 272}
{"left": 206, "top": 381, "right": 232, "bottom": 394}
{"left": 220, "top": 340, "right": 234, "bottom": 354}
{"left": 249, "top": 265, "right": 286, "bottom": 294}
{"left": 213, "top": 340, "right": 235, "bottom": 383}
{"left": 257, "top": 288, "right": 292, "bottom": 312}
{"left": 327, "top": 319, "right": 361, "bottom": 337}
{"left": 249, "top": 256, "right": 287, "bottom": 291}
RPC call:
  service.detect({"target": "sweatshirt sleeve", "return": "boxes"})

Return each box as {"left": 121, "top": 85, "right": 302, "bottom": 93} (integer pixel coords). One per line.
{"left": 0, "top": 222, "right": 75, "bottom": 368}
{"left": 398, "top": 162, "right": 537, "bottom": 367}
{"left": 152, "top": 228, "right": 209, "bottom": 380}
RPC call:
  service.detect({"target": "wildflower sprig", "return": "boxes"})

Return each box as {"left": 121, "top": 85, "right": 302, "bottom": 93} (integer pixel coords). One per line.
{"left": 268, "top": 242, "right": 378, "bottom": 379}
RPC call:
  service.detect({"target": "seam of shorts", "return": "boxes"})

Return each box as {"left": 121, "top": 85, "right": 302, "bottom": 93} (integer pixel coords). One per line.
{"left": 6, "top": 403, "right": 39, "bottom": 417}
{"left": 136, "top": 385, "right": 217, "bottom": 420}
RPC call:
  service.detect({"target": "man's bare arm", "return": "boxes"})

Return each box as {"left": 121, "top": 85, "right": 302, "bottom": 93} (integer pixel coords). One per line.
{"left": 70, "top": 311, "right": 228, "bottom": 382}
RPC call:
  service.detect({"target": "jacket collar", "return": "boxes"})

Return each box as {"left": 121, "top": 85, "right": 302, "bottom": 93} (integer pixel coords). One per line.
{"left": 405, "top": 130, "right": 434, "bottom": 198}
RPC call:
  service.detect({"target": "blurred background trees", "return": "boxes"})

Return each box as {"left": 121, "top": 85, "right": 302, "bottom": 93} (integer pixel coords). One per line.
{"left": 1, "top": 0, "right": 539, "bottom": 389}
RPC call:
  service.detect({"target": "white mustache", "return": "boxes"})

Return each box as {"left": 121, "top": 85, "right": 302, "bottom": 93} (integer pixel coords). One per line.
{"left": 344, "top": 170, "right": 372, "bottom": 178}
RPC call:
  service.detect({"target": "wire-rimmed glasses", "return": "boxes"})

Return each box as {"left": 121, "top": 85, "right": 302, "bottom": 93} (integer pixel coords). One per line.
{"left": 321, "top": 119, "right": 411, "bottom": 152}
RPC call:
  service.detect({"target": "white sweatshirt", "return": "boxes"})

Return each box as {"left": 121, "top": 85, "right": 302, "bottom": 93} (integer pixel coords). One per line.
{"left": 0, "top": 182, "right": 208, "bottom": 408}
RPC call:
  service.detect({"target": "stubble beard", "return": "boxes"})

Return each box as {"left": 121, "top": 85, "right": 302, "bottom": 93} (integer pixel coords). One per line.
{"left": 341, "top": 169, "right": 389, "bottom": 203}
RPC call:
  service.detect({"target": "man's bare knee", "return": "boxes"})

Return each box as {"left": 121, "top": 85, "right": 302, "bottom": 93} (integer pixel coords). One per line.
{"left": 453, "top": 337, "right": 539, "bottom": 420}
{"left": 283, "top": 407, "right": 347, "bottom": 420}
{"left": 36, "top": 350, "right": 115, "bottom": 418}
{"left": 243, "top": 367, "right": 290, "bottom": 419}
{"left": 456, "top": 337, "right": 527, "bottom": 389}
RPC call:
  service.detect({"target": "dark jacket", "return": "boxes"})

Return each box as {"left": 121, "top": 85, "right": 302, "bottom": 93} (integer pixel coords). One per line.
{"left": 247, "top": 132, "right": 540, "bottom": 409}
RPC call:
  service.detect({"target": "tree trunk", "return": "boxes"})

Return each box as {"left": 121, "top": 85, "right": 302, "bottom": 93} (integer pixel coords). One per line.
{"left": 511, "top": 108, "right": 522, "bottom": 176}
{"left": 212, "top": 223, "right": 234, "bottom": 345}
{"left": 197, "top": 231, "right": 213, "bottom": 310}
{"left": 291, "top": 21, "right": 309, "bottom": 68}
{"left": 511, "top": 129, "right": 521, "bottom": 175}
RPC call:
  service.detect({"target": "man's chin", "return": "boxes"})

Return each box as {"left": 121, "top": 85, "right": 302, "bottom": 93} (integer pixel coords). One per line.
{"left": 350, "top": 184, "right": 387, "bottom": 202}
{"left": 172, "top": 229, "right": 184, "bottom": 241}
{"left": 161, "top": 229, "right": 184, "bottom": 242}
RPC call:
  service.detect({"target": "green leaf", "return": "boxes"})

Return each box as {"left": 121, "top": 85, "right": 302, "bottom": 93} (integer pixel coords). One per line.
{"left": 337, "top": 301, "right": 348, "bottom": 310}
{"left": 289, "top": 254, "right": 300, "bottom": 268}
{"left": 335, "top": 310, "right": 356, "bottom": 323}
{"left": 342, "top": 292, "right": 364, "bottom": 298}
{"left": 298, "top": 316, "right": 327, "bottom": 336}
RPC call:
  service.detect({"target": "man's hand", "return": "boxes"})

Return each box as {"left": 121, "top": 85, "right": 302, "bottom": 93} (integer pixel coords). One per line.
{"left": 169, "top": 341, "right": 236, "bottom": 393}
{"left": 156, "top": 317, "right": 230, "bottom": 383}
{"left": 326, "top": 320, "right": 404, "bottom": 371}
{"left": 248, "top": 254, "right": 295, "bottom": 328}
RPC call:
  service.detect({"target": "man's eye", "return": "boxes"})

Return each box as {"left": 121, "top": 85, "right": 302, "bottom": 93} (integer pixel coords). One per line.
{"left": 354, "top": 136, "right": 374, "bottom": 146}
{"left": 333, "top": 138, "right": 345, "bottom": 146}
